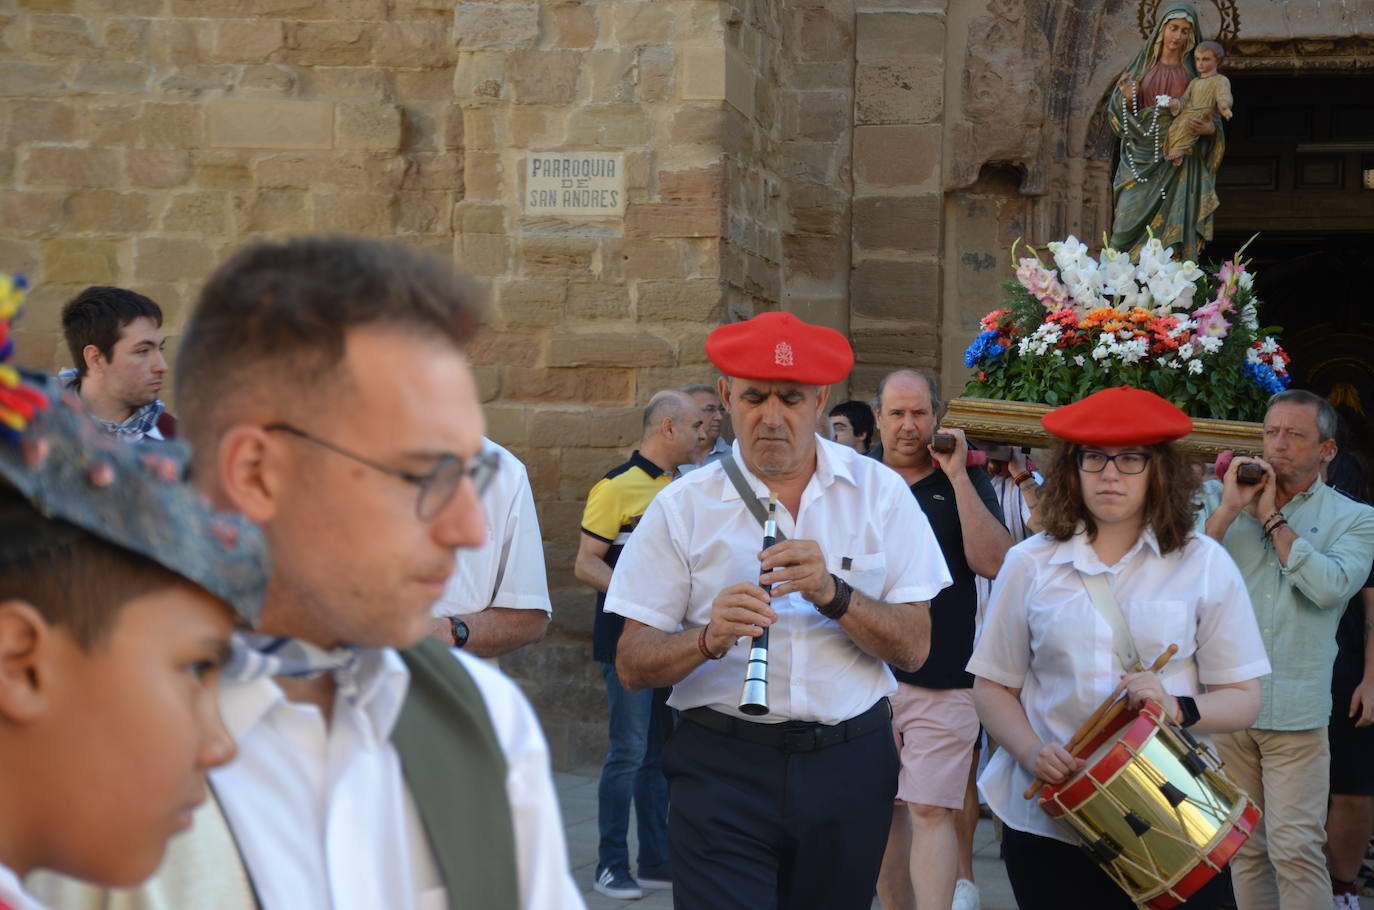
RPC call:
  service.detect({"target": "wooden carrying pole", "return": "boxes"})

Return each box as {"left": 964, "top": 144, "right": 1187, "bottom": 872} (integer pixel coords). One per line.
{"left": 1024, "top": 644, "right": 1179, "bottom": 801}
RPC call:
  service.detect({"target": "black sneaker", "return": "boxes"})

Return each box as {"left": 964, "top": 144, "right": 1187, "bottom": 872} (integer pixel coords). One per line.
{"left": 593, "top": 867, "right": 643, "bottom": 900}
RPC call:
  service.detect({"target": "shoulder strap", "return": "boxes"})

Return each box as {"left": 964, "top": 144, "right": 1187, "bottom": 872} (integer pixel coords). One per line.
{"left": 1078, "top": 571, "right": 1143, "bottom": 673}
{"left": 394, "top": 639, "right": 520, "bottom": 910}
{"left": 720, "top": 453, "right": 788, "bottom": 542}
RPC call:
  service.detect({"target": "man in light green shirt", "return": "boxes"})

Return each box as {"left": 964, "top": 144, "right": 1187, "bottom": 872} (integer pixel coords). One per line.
{"left": 1204, "top": 389, "right": 1374, "bottom": 910}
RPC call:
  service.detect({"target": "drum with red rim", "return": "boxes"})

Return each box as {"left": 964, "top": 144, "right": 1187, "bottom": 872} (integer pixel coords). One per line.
{"left": 1039, "top": 701, "right": 1260, "bottom": 909}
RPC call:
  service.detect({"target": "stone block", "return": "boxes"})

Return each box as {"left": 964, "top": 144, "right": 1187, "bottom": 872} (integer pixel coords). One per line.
{"left": 5, "top": 100, "right": 78, "bottom": 143}
{"left": 252, "top": 0, "right": 387, "bottom": 17}
{"left": 1, "top": 62, "right": 67, "bottom": 96}
{"left": 783, "top": 232, "right": 848, "bottom": 284}
{"left": 547, "top": 332, "right": 671, "bottom": 369}
{"left": 854, "top": 124, "right": 941, "bottom": 191}
{"left": 496, "top": 278, "right": 566, "bottom": 327}
{"left": 659, "top": 164, "right": 724, "bottom": 205}
{"left": 668, "top": 103, "right": 724, "bottom": 146}
{"left": 393, "top": 68, "right": 455, "bottom": 102}
{"left": 72, "top": 61, "right": 152, "bottom": 94}
{"left": 509, "top": 108, "right": 565, "bottom": 149}
{"left": 300, "top": 66, "right": 389, "bottom": 103}
{"left": 158, "top": 191, "right": 225, "bottom": 234}
{"left": 788, "top": 182, "right": 847, "bottom": 234}
{"left": 207, "top": 99, "right": 334, "bottom": 149}
{"left": 457, "top": 202, "right": 506, "bottom": 233}
{"left": 372, "top": 20, "right": 449, "bottom": 67}
{"left": 626, "top": 204, "right": 722, "bottom": 238}
{"left": 135, "top": 237, "right": 216, "bottom": 283}
{"left": 0, "top": 191, "right": 64, "bottom": 237}
{"left": 43, "top": 238, "right": 121, "bottom": 285}
{"left": 637, "top": 45, "right": 675, "bottom": 103}
{"left": 458, "top": 232, "right": 509, "bottom": 276}
{"left": 852, "top": 194, "right": 940, "bottom": 254}
{"left": 469, "top": 331, "right": 542, "bottom": 367}
{"left": 237, "top": 64, "right": 300, "bottom": 97}
{"left": 793, "top": 7, "right": 852, "bottom": 63}
{"left": 482, "top": 403, "right": 529, "bottom": 444}
{"left": 621, "top": 239, "right": 688, "bottom": 281}
{"left": 452, "top": 52, "right": 506, "bottom": 100}
{"left": 781, "top": 90, "right": 849, "bottom": 142}
{"left": 152, "top": 19, "right": 214, "bottom": 67}
{"left": 193, "top": 150, "right": 255, "bottom": 190}
{"left": 503, "top": 367, "right": 633, "bottom": 404}
{"left": 611, "top": 1, "right": 674, "bottom": 45}
{"left": 519, "top": 236, "right": 602, "bottom": 277}
{"left": 284, "top": 21, "right": 375, "bottom": 67}
{"left": 725, "top": 47, "right": 755, "bottom": 119}
{"left": 566, "top": 282, "right": 628, "bottom": 320}
{"left": 336, "top": 103, "right": 402, "bottom": 150}
{"left": 454, "top": 3, "right": 539, "bottom": 49}
{"left": 661, "top": 323, "right": 716, "bottom": 364}
{"left": 635, "top": 278, "right": 724, "bottom": 323}
{"left": 679, "top": 45, "right": 724, "bottom": 100}
{"left": 463, "top": 151, "right": 503, "bottom": 201}
{"left": 126, "top": 150, "right": 192, "bottom": 189}
{"left": 855, "top": 62, "right": 943, "bottom": 125}
{"left": 21, "top": 146, "right": 118, "bottom": 188}
{"left": 139, "top": 102, "right": 201, "bottom": 150}
{"left": 214, "top": 19, "right": 284, "bottom": 64}
{"left": 583, "top": 49, "right": 635, "bottom": 104}
{"left": 527, "top": 406, "right": 641, "bottom": 447}
{"left": 63, "top": 190, "right": 152, "bottom": 234}
{"left": 566, "top": 105, "right": 653, "bottom": 148}
{"left": 546, "top": 2, "right": 597, "bottom": 49}
{"left": 850, "top": 257, "right": 940, "bottom": 322}
{"left": 312, "top": 194, "right": 395, "bottom": 233}
{"left": 28, "top": 14, "right": 98, "bottom": 59}
{"left": 856, "top": 11, "right": 944, "bottom": 63}
{"left": 83, "top": 102, "right": 137, "bottom": 147}
{"left": 510, "top": 50, "right": 582, "bottom": 105}
{"left": 104, "top": 17, "right": 152, "bottom": 59}
{"left": 235, "top": 189, "right": 309, "bottom": 233}
{"left": 472, "top": 365, "right": 501, "bottom": 403}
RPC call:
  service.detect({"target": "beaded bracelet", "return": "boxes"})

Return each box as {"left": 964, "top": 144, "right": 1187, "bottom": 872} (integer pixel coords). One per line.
{"left": 1012, "top": 470, "right": 1034, "bottom": 487}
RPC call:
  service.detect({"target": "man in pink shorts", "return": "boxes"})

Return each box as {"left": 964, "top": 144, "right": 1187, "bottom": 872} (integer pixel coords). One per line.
{"left": 870, "top": 371, "right": 1012, "bottom": 910}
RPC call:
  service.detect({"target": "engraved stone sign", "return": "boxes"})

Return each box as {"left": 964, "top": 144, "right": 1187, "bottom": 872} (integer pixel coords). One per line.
{"left": 524, "top": 152, "right": 626, "bottom": 217}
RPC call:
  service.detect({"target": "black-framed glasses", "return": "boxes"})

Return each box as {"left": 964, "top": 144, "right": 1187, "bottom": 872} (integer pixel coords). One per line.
{"left": 1075, "top": 450, "right": 1152, "bottom": 474}
{"left": 264, "top": 423, "right": 499, "bottom": 520}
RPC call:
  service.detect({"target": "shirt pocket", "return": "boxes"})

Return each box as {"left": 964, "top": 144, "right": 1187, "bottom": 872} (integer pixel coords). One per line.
{"left": 1127, "top": 600, "right": 1193, "bottom": 668}
{"left": 829, "top": 552, "right": 888, "bottom": 600}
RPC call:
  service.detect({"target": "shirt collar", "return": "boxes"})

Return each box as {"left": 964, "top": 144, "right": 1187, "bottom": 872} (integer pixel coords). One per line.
{"left": 1046, "top": 525, "right": 1162, "bottom": 573}
{"left": 629, "top": 449, "right": 666, "bottom": 479}
{"left": 219, "top": 646, "right": 411, "bottom": 744}
{"left": 720, "top": 435, "right": 853, "bottom": 503}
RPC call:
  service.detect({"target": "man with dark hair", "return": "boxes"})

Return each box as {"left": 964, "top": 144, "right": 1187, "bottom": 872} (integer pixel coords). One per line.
{"left": 871, "top": 370, "right": 1011, "bottom": 910}
{"left": 34, "top": 236, "right": 583, "bottom": 910}
{"left": 59, "top": 286, "right": 173, "bottom": 441}
{"left": 828, "top": 399, "right": 875, "bottom": 452}
{"left": 575, "top": 390, "right": 703, "bottom": 900}
{"left": 1204, "top": 389, "right": 1374, "bottom": 910}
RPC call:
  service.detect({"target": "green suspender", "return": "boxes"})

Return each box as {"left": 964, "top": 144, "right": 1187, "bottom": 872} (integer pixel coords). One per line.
{"left": 393, "top": 637, "right": 520, "bottom": 910}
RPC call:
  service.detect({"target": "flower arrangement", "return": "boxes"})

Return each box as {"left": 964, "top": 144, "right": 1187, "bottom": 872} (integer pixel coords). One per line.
{"left": 962, "top": 236, "right": 1289, "bottom": 422}
{"left": 0, "top": 272, "right": 47, "bottom": 443}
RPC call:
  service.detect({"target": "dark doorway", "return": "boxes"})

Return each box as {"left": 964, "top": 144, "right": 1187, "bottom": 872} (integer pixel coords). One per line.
{"left": 1209, "top": 72, "right": 1374, "bottom": 471}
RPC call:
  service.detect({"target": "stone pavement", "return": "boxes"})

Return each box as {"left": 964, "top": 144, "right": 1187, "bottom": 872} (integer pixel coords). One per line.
{"left": 554, "top": 770, "right": 1018, "bottom": 909}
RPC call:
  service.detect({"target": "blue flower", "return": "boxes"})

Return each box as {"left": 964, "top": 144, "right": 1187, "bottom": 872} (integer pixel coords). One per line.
{"left": 964, "top": 330, "right": 1004, "bottom": 368}
{"left": 1243, "top": 360, "right": 1289, "bottom": 394}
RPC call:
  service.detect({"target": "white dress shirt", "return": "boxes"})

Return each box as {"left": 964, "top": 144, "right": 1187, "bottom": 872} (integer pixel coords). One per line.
{"left": 0, "top": 863, "right": 47, "bottom": 910}
{"left": 967, "top": 529, "right": 1271, "bottom": 843}
{"left": 605, "top": 437, "right": 951, "bottom": 725}
{"left": 213, "top": 647, "right": 583, "bottom": 910}
{"left": 431, "top": 438, "right": 551, "bottom": 619}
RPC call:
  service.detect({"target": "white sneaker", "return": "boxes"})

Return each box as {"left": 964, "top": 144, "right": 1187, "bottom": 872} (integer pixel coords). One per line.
{"left": 1333, "top": 893, "right": 1360, "bottom": 910}
{"left": 952, "top": 878, "right": 981, "bottom": 910}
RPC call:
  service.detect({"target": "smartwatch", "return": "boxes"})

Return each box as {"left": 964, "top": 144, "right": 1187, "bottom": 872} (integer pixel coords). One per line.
{"left": 448, "top": 616, "right": 470, "bottom": 649}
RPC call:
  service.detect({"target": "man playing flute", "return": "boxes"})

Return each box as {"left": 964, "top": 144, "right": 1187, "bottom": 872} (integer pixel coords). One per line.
{"left": 607, "top": 312, "right": 950, "bottom": 909}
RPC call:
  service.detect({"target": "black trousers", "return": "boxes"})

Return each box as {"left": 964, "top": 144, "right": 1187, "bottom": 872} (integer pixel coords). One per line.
{"left": 662, "top": 711, "right": 899, "bottom": 910}
{"left": 1002, "top": 824, "right": 1228, "bottom": 910}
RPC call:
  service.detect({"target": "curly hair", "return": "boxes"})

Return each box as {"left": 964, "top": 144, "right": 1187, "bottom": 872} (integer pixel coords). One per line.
{"left": 1038, "top": 440, "right": 1200, "bottom": 555}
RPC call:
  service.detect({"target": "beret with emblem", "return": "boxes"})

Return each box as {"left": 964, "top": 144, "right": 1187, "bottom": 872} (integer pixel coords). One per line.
{"left": 0, "top": 274, "right": 268, "bottom": 624}
{"left": 1042, "top": 386, "right": 1193, "bottom": 446}
{"left": 706, "top": 311, "right": 854, "bottom": 385}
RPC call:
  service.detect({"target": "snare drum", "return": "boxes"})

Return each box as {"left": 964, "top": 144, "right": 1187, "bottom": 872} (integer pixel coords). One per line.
{"left": 1039, "top": 701, "right": 1260, "bottom": 909}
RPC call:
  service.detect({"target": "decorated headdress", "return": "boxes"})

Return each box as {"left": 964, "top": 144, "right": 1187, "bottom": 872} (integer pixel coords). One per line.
{"left": 0, "top": 275, "right": 269, "bottom": 623}
{"left": 706, "top": 311, "right": 854, "bottom": 385}
{"left": 1042, "top": 386, "right": 1193, "bottom": 446}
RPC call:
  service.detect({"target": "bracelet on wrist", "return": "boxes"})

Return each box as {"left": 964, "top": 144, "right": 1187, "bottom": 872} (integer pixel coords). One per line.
{"left": 1011, "top": 470, "right": 1034, "bottom": 487}
{"left": 817, "top": 573, "right": 852, "bottom": 620}
{"left": 697, "top": 624, "right": 725, "bottom": 661}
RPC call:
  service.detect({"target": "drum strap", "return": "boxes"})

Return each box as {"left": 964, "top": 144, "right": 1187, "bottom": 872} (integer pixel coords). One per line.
{"left": 1079, "top": 571, "right": 1143, "bottom": 672}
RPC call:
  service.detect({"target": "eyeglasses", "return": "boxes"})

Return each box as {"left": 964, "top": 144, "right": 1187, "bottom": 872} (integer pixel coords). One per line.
{"left": 1075, "top": 450, "right": 1152, "bottom": 474}
{"left": 264, "top": 423, "right": 499, "bottom": 520}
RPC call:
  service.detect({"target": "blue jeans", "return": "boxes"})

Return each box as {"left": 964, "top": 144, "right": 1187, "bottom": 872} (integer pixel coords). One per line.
{"left": 597, "top": 661, "right": 671, "bottom": 876}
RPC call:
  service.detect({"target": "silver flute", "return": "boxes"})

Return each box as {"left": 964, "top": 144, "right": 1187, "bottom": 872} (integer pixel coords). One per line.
{"left": 738, "top": 493, "right": 776, "bottom": 716}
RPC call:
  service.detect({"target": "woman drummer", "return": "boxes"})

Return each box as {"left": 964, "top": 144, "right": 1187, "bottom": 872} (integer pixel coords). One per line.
{"left": 968, "top": 387, "right": 1271, "bottom": 909}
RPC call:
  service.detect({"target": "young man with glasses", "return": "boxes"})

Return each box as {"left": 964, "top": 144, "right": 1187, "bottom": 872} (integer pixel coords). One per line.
{"left": 33, "top": 237, "right": 583, "bottom": 910}
{"left": 969, "top": 386, "right": 1270, "bottom": 910}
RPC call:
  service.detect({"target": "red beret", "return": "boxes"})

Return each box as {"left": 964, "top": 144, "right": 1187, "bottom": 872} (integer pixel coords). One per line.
{"left": 1042, "top": 386, "right": 1192, "bottom": 446}
{"left": 706, "top": 311, "right": 854, "bottom": 385}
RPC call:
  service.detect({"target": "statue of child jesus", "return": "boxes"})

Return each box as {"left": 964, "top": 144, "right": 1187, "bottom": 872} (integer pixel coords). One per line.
{"left": 1163, "top": 40, "right": 1233, "bottom": 166}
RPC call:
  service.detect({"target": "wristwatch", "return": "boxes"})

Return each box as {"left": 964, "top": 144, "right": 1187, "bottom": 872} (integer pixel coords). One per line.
{"left": 448, "top": 616, "right": 470, "bottom": 649}
{"left": 1174, "top": 695, "right": 1200, "bottom": 728}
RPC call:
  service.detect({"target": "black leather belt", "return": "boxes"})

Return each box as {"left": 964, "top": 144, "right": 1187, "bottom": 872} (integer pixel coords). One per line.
{"left": 682, "top": 699, "right": 891, "bottom": 754}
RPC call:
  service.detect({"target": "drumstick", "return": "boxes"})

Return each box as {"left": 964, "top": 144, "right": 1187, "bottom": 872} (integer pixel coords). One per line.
{"left": 1023, "top": 643, "right": 1178, "bottom": 800}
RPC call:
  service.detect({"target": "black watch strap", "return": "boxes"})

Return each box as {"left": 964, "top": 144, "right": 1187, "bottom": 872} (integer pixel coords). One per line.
{"left": 1175, "top": 694, "right": 1200, "bottom": 728}
{"left": 449, "top": 616, "right": 470, "bottom": 649}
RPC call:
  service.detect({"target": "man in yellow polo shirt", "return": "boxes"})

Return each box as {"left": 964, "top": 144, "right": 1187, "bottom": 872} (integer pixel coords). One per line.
{"left": 574, "top": 390, "right": 704, "bottom": 900}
